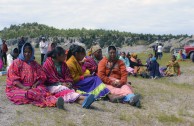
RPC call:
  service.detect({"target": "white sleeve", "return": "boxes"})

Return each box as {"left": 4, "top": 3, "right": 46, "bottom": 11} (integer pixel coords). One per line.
{"left": 7, "top": 54, "right": 13, "bottom": 68}
{"left": 45, "top": 42, "right": 48, "bottom": 48}
{"left": 39, "top": 42, "right": 43, "bottom": 48}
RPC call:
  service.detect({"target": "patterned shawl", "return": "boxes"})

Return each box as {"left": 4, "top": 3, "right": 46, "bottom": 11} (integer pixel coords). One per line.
{"left": 43, "top": 57, "right": 73, "bottom": 85}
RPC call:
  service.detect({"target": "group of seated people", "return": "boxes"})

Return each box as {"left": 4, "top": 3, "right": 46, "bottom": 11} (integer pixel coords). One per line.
{"left": 119, "top": 51, "right": 181, "bottom": 79}
{"left": 5, "top": 43, "right": 141, "bottom": 110}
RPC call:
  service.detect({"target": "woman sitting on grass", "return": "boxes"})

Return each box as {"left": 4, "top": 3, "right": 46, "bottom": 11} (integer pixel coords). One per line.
{"left": 164, "top": 55, "right": 180, "bottom": 76}
{"left": 129, "top": 53, "right": 146, "bottom": 76}
{"left": 98, "top": 46, "right": 140, "bottom": 107}
{"left": 119, "top": 52, "right": 134, "bottom": 75}
{"left": 5, "top": 43, "right": 64, "bottom": 108}
{"left": 66, "top": 44, "right": 111, "bottom": 100}
{"left": 83, "top": 44, "right": 103, "bottom": 74}
{"left": 148, "top": 57, "right": 160, "bottom": 79}
{"left": 43, "top": 46, "right": 95, "bottom": 109}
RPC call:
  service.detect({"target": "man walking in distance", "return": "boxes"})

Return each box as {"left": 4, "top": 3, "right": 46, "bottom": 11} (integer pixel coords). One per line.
{"left": 39, "top": 37, "right": 48, "bottom": 65}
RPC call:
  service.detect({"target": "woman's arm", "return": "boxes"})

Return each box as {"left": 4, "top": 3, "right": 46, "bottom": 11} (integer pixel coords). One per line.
{"left": 15, "top": 81, "right": 31, "bottom": 90}
{"left": 98, "top": 59, "right": 113, "bottom": 85}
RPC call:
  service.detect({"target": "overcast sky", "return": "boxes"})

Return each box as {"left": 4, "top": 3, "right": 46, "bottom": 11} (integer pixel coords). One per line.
{"left": 0, "top": 0, "right": 194, "bottom": 35}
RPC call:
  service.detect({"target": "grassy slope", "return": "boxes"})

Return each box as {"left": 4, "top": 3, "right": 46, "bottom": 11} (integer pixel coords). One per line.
{"left": 0, "top": 49, "right": 194, "bottom": 126}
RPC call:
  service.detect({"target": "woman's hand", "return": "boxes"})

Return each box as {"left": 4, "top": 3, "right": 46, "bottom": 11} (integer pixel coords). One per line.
{"left": 112, "top": 80, "right": 121, "bottom": 87}
{"left": 63, "top": 82, "right": 73, "bottom": 89}
{"left": 15, "top": 82, "right": 31, "bottom": 90}
{"left": 23, "top": 86, "right": 31, "bottom": 90}
{"left": 84, "top": 74, "right": 92, "bottom": 78}
{"left": 32, "top": 81, "right": 41, "bottom": 88}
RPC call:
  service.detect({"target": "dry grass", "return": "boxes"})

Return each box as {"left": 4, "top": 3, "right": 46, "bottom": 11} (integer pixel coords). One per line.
{"left": 0, "top": 49, "right": 194, "bottom": 126}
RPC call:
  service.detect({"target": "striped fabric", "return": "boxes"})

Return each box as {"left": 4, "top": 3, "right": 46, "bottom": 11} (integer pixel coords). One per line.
{"left": 43, "top": 57, "right": 81, "bottom": 103}
{"left": 6, "top": 59, "right": 57, "bottom": 107}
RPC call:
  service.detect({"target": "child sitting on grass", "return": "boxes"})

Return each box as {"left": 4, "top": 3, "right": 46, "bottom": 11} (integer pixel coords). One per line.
{"left": 165, "top": 55, "right": 180, "bottom": 76}
{"left": 148, "top": 57, "right": 160, "bottom": 79}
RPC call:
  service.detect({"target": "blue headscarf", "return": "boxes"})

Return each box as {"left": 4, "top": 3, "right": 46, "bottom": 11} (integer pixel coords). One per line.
{"left": 18, "top": 43, "right": 35, "bottom": 64}
{"left": 151, "top": 57, "right": 156, "bottom": 62}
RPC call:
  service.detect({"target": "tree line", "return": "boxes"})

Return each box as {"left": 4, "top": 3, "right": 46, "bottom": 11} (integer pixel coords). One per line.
{"left": 0, "top": 22, "right": 190, "bottom": 49}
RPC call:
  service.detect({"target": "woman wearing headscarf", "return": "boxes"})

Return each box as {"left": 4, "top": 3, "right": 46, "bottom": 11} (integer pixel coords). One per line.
{"left": 6, "top": 47, "right": 19, "bottom": 70}
{"left": 6, "top": 43, "right": 64, "bottom": 108}
{"left": 98, "top": 46, "right": 140, "bottom": 107}
{"left": 66, "top": 44, "right": 110, "bottom": 100}
{"left": 83, "top": 44, "right": 103, "bottom": 74}
{"left": 148, "top": 57, "right": 160, "bottom": 79}
{"left": 119, "top": 52, "right": 135, "bottom": 74}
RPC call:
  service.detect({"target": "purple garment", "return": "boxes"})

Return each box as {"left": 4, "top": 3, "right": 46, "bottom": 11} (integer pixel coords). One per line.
{"left": 83, "top": 56, "right": 98, "bottom": 74}
{"left": 74, "top": 76, "right": 110, "bottom": 99}
{"left": 159, "top": 67, "right": 167, "bottom": 77}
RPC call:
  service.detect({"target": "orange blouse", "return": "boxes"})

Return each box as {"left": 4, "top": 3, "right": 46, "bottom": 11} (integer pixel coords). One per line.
{"left": 98, "top": 57, "right": 128, "bottom": 85}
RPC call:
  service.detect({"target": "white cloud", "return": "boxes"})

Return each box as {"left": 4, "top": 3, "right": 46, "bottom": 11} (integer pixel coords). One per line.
{"left": 0, "top": 0, "right": 194, "bottom": 35}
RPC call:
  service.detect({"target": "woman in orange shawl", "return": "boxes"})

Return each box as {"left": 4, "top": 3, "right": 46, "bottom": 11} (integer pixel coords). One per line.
{"left": 98, "top": 46, "right": 141, "bottom": 107}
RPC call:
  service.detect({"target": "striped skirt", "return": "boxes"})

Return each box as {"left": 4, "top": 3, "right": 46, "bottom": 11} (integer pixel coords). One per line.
{"left": 6, "top": 85, "right": 57, "bottom": 107}
{"left": 74, "top": 76, "right": 110, "bottom": 99}
{"left": 47, "top": 85, "right": 80, "bottom": 103}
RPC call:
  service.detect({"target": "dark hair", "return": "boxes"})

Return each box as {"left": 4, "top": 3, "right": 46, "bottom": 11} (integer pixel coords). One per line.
{"left": 51, "top": 42, "right": 56, "bottom": 47}
{"left": 24, "top": 43, "right": 33, "bottom": 51}
{"left": 108, "top": 46, "right": 116, "bottom": 52}
{"left": 172, "top": 55, "right": 176, "bottom": 60}
{"left": 122, "top": 52, "right": 126, "bottom": 55}
{"left": 13, "top": 48, "right": 19, "bottom": 53}
{"left": 67, "top": 44, "right": 86, "bottom": 60}
{"left": 49, "top": 46, "right": 65, "bottom": 59}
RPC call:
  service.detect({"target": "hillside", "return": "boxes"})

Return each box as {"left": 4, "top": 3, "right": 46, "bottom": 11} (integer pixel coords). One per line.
{"left": 0, "top": 22, "right": 190, "bottom": 49}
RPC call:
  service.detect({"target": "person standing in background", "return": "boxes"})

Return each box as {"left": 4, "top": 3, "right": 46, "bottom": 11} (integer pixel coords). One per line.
{"left": 153, "top": 42, "right": 158, "bottom": 59}
{"left": 2, "top": 40, "right": 8, "bottom": 65}
{"left": 39, "top": 37, "right": 48, "bottom": 65}
{"left": 18, "top": 37, "right": 26, "bottom": 54}
{"left": 157, "top": 43, "right": 163, "bottom": 60}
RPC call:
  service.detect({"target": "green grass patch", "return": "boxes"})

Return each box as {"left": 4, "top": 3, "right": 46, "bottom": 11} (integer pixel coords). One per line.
{"left": 156, "top": 78, "right": 194, "bottom": 90}
{"left": 157, "top": 114, "right": 183, "bottom": 123}
{"left": 0, "top": 76, "right": 6, "bottom": 82}
{"left": 119, "top": 112, "right": 132, "bottom": 123}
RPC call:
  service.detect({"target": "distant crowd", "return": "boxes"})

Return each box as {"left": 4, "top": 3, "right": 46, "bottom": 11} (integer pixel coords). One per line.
{"left": 0, "top": 37, "right": 193, "bottom": 110}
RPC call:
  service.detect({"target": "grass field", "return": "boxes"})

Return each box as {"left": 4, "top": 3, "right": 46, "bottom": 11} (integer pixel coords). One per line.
{"left": 0, "top": 48, "right": 194, "bottom": 126}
